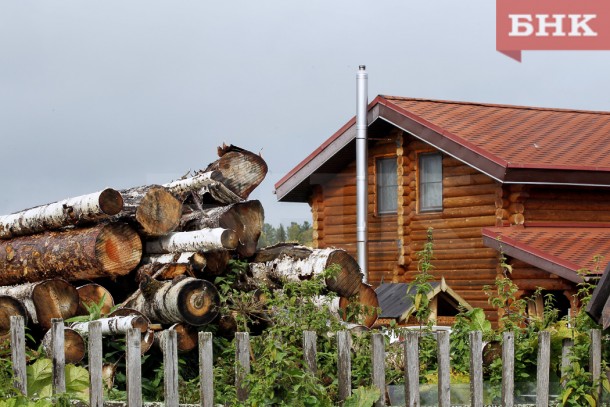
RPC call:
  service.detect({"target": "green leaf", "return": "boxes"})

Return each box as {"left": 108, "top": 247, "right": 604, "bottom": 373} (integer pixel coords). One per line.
{"left": 584, "top": 394, "right": 596, "bottom": 407}
{"left": 65, "top": 364, "right": 90, "bottom": 401}
{"left": 343, "top": 386, "right": 380, "bottom": 407}
{"left": 562, "top": 387, "right": 573, "bottom": 404}
{"left": 27, "top": 358, "right": 53, "bottom": 398}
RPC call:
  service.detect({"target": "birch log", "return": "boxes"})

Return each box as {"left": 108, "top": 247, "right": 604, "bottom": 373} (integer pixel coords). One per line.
{"left": 0, "top": 222, "right": 142, "bottom": 285}
{"left": 71, "top": 315, "right": 148, "bottom": 336}
{"left": 164, "top": 170, "right": 242, "bottom": 205}
{"left": 76, "top": 284, "right": 115, "bottom": 316}
{"left": 0, "top": 279, "right": 79, "bottom": 330}
{"left": 113, "top": 185, "right": 182, "bottom": 237}
{"left": 42, "top": 327, "right": 86, "bottom": 364}
{"left": 140, "top": 252, "right": 207, "bottom": 279}
{"left": 146, "top": 228, "right": 238, "bottom": 254}
{"left": 107, "top": 308, "right": 155, "bottom": 354}
{"left": 0, "top": 188, "right": 123, "bottom": 239}
{"left": 250, "top": 245, "right": 362, "bottom": 297}
{"left": 339, "top": 282, "right": 379, "bottom": 328}
{"left": 181, "top": 200, "right": 264, "bottom": 258}
{"left": 0, "top": 296, "right": 28, "bottom": 335}
{"left": 153, "top": 323, "right": 198, "bottom": 352}
{"left": 125, "top": 276, "right": 220, "bottom": 326}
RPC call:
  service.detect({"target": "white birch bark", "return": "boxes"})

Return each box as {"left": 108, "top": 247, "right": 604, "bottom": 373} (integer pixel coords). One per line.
{"left": 71, "top": 315, "right": 149, "bottom": 337}
{"left": 0, "top": 188, "right": 122, "bottom": 239}
{"left": 143, "top": 252, "right": 203, "bottom": 265}
{"left": 163, "top": 171, "right": 243, "bottom": 204}
{"left": 146, "top": 228, "right": 237, "bottom": 253}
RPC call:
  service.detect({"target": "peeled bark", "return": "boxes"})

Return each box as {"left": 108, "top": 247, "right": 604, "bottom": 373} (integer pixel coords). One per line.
{"left": 181, "top": 200, "right": 264, "bottom": 258}
{"left": 0, "top": 222, "right": 142, "bottom": 285}
{"left": 76, "top": 284, "right": 115, "bottom": 316}
{"left": 42, "top": 327, "right": 86, "bottom": 364}
{"left": 153, "top": 323, "right": 198, "bottom": 352}
{"left": 164, "top": 145, "right": 268, "bottom": 203}
{"left": 0, "top": 296, "right": 28, "bottom": 335}
{"left": 140, "top": 252, "right": 207, "bottom": 279}
{"left": 71, "top": 315, "right": 148, "bottom": 336}
{"left": 249, "top": 245, "right": 363, "bottom": 297}
{"left": 0, "top": 279, "right": 79, "bottom": 330}
{"left": 0, "top": 188, "right": 123, "bottom": 239}
{"left": 339, "top": 283, "right": 379, "bottom": 328}
{"left": 146, "top": 228, "right": 238, "bottom": 254}
{"left": 125, "top": 276, "right": 219, "bottom": 326}
{"left": 114, "top": 185, "right": 182, "bottom": 237}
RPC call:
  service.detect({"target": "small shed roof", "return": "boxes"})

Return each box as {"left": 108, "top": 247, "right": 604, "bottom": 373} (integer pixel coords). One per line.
{"left": 276, "top": 96, "right": 610, "bottom": 202}
{"left": 586, "top": 262, "right": 610, "bottom": 328}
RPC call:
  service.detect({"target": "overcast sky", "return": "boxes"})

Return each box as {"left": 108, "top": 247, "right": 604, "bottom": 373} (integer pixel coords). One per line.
{"left": 1, "top": 1, "right": 609, "bottom": 226}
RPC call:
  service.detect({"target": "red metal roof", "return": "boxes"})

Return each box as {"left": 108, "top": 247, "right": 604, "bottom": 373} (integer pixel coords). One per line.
{"left": 482, "top": 227, "right": 610, "bottom": 282}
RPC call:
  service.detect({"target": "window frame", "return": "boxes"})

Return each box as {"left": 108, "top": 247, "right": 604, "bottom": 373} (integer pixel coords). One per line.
{"left": 417, "top": 152, "right": 443, "bottom": 213}
{"left": 375, "top": 156, "right": 398, "bottom": 216}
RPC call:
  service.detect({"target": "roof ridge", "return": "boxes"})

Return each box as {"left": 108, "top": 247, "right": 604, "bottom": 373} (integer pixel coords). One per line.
{"left": 381, "top": 95, "right": 610, "bottom": 116}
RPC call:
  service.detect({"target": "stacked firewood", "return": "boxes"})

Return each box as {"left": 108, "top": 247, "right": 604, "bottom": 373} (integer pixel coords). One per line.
{"left": 0, "top": 144, "right": 377, "bottom": 366}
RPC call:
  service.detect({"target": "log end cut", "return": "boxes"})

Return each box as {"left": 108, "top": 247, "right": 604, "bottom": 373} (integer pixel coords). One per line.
{"left": 338, "top": 283, "right": 379, "bottom": 328}
{"left": 220, "top": 200, "right": 264, "bottom": 258}
{"left": 135, "top": 186, "right": 183, "bottom": 237}
{"left": 96, "top": 223, "right": 142, "bottom": 277}
{"left": 178, "top": 279, "right": 220, "bottom": 326}
{"left": 76, "top": 283, "right": 115, "bottom": 316}
{"left": 32, "top": 279, "right": 80, "bottom": 331}
{"left": 0, "top": 296, "right": 28, "bottom": 335}
{"left": 209, "top": 147, "right": 268, "bottom": 199}
{"left": 324, "top": 250, "right": 363, "bottom": 298}
{"left": 99, "top": 188, "right": 124, "bottom": 216}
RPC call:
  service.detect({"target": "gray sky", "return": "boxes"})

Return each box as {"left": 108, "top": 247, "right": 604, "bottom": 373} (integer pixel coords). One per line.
{"left": 1, "top": 1, "right": 610, "bottom": 226}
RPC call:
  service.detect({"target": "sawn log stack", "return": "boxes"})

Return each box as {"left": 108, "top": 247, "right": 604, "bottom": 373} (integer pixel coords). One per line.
{"left": 0, "top": 144, "right": 377, "bottom": 359}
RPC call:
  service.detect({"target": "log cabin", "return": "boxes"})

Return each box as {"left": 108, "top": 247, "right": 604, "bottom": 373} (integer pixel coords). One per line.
{"left": 275, "top": 95, "right": 610, "bottom": 323}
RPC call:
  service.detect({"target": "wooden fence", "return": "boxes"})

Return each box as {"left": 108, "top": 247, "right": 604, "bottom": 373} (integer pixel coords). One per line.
{"left": 8, "top": 316, "right": 605, "bottom": 407}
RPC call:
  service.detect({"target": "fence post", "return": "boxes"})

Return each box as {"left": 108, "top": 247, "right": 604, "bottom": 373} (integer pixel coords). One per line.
{"left": 126, "top": 328, "right": 142, "bottom": 406}
{"left": 469, "top": 331, "right": 483, "bottom": 407}
{"left": 561, "top": 338, "right": 573, "bottom": 388}
{"left": 590, "top": 329, "right": 602, "bottom": 401}
{"left": 10, "top": 316, "right": 27, "bottom": 395}
{"left": 502, "top": 331, "right": 514, "bottom": 407}
{"left": 303, "top": 331, "right": 317, "bottom": 375}
{"left": 164, "top": 329, "right": 179, "bottom": 407}
{"left": 404, "top": 331, "right": 420, "bottom": 407}
{"left": 337, "top": 330, "right": 352, "bottom": 402}
{"left": 88, "top": 321, "right": 103, "bottom": 407}
{"left": 437, "top": 331, "right": 450, "bottom": 407}
{"left": 371, "top": 333, "right": 385, "bottom": 407}
{"left": 51, "top": 318, "right": 66, "bottom": 394}
{"left": 199, "top": 331, "right": 214, "bottom": 407}
{"left": 236, "top": 332, "right": 251, "bottom": 402}
{"left": 536, "top": 331, "right": 551, "bottom": 407}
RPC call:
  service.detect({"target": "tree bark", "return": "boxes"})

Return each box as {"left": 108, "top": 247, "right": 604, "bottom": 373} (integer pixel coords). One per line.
{"left": 140, "top": 252, "right": 207, "bottom": 279}
{"left": 107, "top": 308, "right": 155, "bottom": 354}
{"left": 0, "top": 188, "right": 123, "bottom": 239}
{"left": 0, "top": 222, "right": 142, "bottom": 285}
{"left": 113, "top": 185, "right": 182, "bottom": 237}
{"left": 124, "top": 276, "right": 219, "bottom": 326}
{"left": 145, "top": 228, "right": 238, "bottom": 254}
{"left": 0, "top": 279, "right": 79, "bottom": 330}
{"left": 181, "top": 200, "right": 264, "bottom": 258}
{"left": 153, "top": 323, "right": 198, "bottom": 352}
{"left": 249, "top": 245, "right": 362, "bottom": 297}
{"left": 76, "top": 283, "right": 115, "bottom": 316}
{"left": 338, "top": 283, "right": 379, "bottom": 328}
{"left": 42, "top": 327, "right": 86, "bottom": 364}
{"left": 70, "top": 315, "right": 149, "bottom": 336}
{"left": 0, "top": 296, "right": 28, "bottom": 335}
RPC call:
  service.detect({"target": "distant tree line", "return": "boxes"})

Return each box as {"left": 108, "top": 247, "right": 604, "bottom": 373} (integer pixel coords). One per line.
{"left": 257, "top": 221, "right": 313, "bottom": 248}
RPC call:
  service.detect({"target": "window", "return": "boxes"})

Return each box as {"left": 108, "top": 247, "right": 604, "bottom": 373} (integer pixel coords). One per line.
{"left": 376, "top": 158, "right": 398, "bottom": 214}
{"left": 419, "top": 153, "right": 443, "bottom": 212}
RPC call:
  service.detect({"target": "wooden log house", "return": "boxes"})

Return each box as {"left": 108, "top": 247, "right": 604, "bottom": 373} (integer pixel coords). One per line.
{"left": 275, "top": 96, "right": 610, "bottom": 323}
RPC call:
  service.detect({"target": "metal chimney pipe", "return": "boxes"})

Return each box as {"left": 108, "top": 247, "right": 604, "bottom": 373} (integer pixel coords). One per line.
{"left": 356, "top": 65, "right": 368, "bottom": 283}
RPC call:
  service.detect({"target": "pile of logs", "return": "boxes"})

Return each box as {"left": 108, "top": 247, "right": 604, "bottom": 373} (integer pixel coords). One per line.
{"left": 0, "top": 144, "right": 377, "bottom": 368}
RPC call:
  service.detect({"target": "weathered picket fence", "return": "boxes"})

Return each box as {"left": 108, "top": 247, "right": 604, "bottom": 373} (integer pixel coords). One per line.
{"left": 8, "top": 316, "right": 605, "bottom": 407}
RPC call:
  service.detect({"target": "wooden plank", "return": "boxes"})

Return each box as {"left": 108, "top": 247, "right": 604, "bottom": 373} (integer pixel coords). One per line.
{"left": 337, "top": 330, "right": 352, "bottom": 402}
{"left": 164, "top": 329, "right": 179, "bottom": 407}
{"left": 51, "top": 318, "right": 66, "bottom": 394}
{"left": 502, "top": 331, "right": 514, "bottom": 407}
{"left": 371, "top": 333, "right": 386, "bottom": 407}
{"left": 303, "top": 331, "right": 317, "bottom": 375}
{"left": 404, "top": 331, "right": 420, "bottom": 407}
{"left": 437, "top": 331, "right": 450, "bottom": 407}
{"left": 590, "top": 329, "right": 602, "bottom": 401}
{"left": 561, "top": 338, "right": 573, "bottom": 388}
{"left": 10, "top": 316, "right": 27, "bottom": 395}
{"left": 536, "top": 331, "right": 550, "bottom": 407}
{"left": 126, "top": 328, "right": 142, "bottom": 406}
{"left": 235, "top": 332, "right": 251, "bottom": 402}
{"left": 199, "top": 332, "right": 214, "bottom": 407}
{"left": 469, "top": 331, "right": 483, "bottom": 407}
{"left": 88, "top": 321, "right": 104, "bottom": 407}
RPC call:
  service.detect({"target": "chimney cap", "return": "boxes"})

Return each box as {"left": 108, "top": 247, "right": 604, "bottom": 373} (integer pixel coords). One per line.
{"left": 358, "top": 65, "right": 366, "bottom": 70}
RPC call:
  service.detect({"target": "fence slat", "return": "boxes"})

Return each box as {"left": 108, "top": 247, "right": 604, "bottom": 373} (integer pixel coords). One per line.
{"left": 51, "top": 318, "right": 66, "bottom": 394}
{"left": 199, "top": 332, "right": 214, "bottom": 407}
{"left": 561, "top": 338, "right": 573, "bottom": 388}
{"left": 303, "top": 331, "right": 317, "bottom": 375}
{"left": 502, "top": 331, "right": 514, "bottom": 407}
{"left": 437, "top": 331, "right": 450, "bottom": 407}
{"left": 10, "top": 316, "right": 27, "bottom": 395}
{"left": 164, "top": 329, "right": 179, "bottom": 407}
{"left": 88, "top": 321, "right": 103, "bottom": 407}
{"left": 236, "top": 332, "right": 251, "bottom": 402}
{"left": 590, "top": 329, "right": 602, "bottom": 401}
{"left": 337, "top": 330, "right": 352, "bottom": 402}
{"left": 536, "top": 331, "right": 550, "bottom": 407}
{"left": 469, "top": 331, "right": 483, "bottom": 407}
{"left": 126, "top": 328, "right": 142, "bottom": 406}
{"left": 404, "top": 331, "right": 420, "bottom": 407}
{"left": 371, "top": 333, "right": 385, "bottom": 407}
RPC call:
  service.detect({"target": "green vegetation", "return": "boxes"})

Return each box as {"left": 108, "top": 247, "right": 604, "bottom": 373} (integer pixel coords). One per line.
{"left": 258, "top": 221, "right": 313, "bottom": 248}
